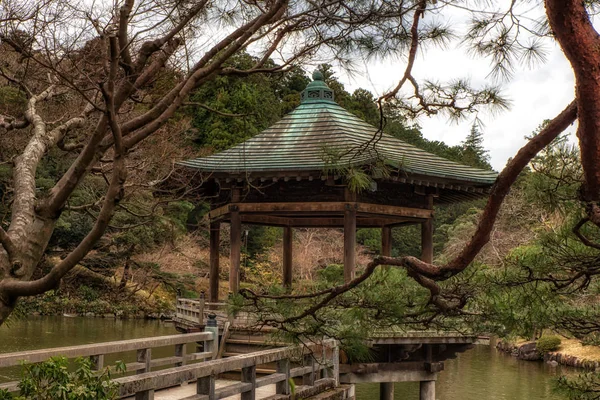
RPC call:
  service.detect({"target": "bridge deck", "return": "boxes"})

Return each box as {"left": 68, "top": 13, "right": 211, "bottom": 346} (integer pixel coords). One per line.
{"left": 125, "top": 379, "right": 276, "bottom": 400}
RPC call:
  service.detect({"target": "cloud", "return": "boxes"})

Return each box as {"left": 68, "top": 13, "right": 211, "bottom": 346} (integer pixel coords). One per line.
{"left": 336, "top": 8, "right": 577, "bottom": 171}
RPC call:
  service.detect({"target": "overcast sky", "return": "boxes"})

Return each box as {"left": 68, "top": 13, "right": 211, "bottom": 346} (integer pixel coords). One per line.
{"left": 334, "top": 7, "right": 578, "bottom": 172}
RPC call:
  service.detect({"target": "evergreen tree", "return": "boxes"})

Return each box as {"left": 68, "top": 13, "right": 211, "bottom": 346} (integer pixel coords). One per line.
{"left": 460, "top": 123, "right": 492, "bottom": 170}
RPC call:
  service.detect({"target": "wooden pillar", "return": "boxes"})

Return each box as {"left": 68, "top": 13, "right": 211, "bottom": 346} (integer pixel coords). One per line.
{"left": 379, "top": 382, "right": 394, "bottom": 400}
{"left": 344, "top": 205, "right": 357, "bottom": 283}
{"left": 229, "top": 206, "right": 241, "bottom": 294}
{"left": 421, "top": 219, "right": 433, "bottom": 263}
{"left": 381, "top": 226, "right": 392, "bottom": 257}
{"left": 283, "top": 227, "right": 293, "bottom": 289}
{"left": 421, "top": 195, "right": 434, "bottom": 263}
{"left": 419, "top": 380, "right": 435, "bottom": 400}
{"left": 209, "top": 221, "right": 220, "bottom": 302}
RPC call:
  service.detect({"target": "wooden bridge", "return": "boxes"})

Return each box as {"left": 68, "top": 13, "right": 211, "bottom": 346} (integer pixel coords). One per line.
{"left": 0, "top": 299, "right": 485, "bottom": 400}
{"left": 172, "top": 298, "right": 483, "bottom": 400}
{"left": 0, "top": 332, "right": 343, "bottom": 400}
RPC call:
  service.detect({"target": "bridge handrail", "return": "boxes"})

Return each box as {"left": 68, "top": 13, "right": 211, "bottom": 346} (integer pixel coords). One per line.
{"left": 115, "top": 339, "right": 339, "bottom": 399}
{"left": 176, "top": 296, "right": 227, "bottom": 325}
{"left": 0, "top": 332, "right": 216, "bottom": 393}
{"left": 0, "top": 332, "right": 213, "bottom": 368}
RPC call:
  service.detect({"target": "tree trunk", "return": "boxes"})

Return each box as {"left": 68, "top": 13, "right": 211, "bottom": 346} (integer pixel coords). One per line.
{"left": 0, "top": 215, "right": 57, "bottom": 326}
{"left": 546, "top": 0, "right": 600, "bottom": 204}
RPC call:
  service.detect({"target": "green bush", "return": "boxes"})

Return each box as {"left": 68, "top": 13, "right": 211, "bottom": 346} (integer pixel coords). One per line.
{"left": 536, "top": 335, "right": 562, "bottom": 353}
{"left": 78, "top": 285, "right": 100, "bottom": 302}
{"left": 0, "top": 356, "right": 124, "bottom": 400}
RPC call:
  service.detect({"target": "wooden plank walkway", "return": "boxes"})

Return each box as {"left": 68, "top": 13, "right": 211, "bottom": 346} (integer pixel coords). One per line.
{"left": 128, "top": 380, "right": 275, "bottom": 400}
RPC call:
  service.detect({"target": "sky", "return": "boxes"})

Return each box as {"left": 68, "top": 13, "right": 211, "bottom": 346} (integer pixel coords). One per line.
{"left": 332, "top": 7, "right": 578, "bottom": 172}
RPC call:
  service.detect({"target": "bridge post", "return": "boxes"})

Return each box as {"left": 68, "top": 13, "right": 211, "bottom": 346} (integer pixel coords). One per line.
{"left": 198, "top": 292, "right": 205, "bottom": 325}
{"left": 241, "top": 365, "right": 257, "bottom": 400}
{"left": 197, "top": 375, "right": 215, "bottom": 399}
{"left": 380, "top": 382, "right": 394, "bottom": 400}
{"left": 283, "top": 226, "right": 293, "bottom": 290}
{"left": 303, "top": 354, "right": 316, "bottom": 386}
{"left": 136, "top": 348, "right": 151, "bottom": 374}
{"left": 89, "top": 354, "right": 104, "bottom": 371}
{"left": 332, "top": 344, "right": 340, "bottom": 386}
{"left": 205, "top": 314, "right": 219, "bottom": 359}
{"left": 174, "top": 343, "right": 186, "bottom": 367}
{"left": 276, "top": 358, "right": 291, "bottom": 395}
{"left": 209, "top": 221, "right": 220, "bottom": 302}
{"left": 135, "top": 389, "right": 154, "bottom": 400}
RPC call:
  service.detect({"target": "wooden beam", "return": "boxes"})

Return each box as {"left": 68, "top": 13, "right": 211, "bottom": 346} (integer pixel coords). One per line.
{"left": 356, "top": 203, "right": 432, "bottom": 219}
{"left": 344, "top": 205, "right": 357, "bottom": 283}
{"left": 209, "top": 221, "right": 220, "bottom": 302}
{"left": 241, "top": 215, "right": 290, "bottom": 227}
{"left": 208, "top": 202, "right": 433, "bottom": 220}
{"left": 283, "top": 227, "right": 293, "bottom": 290}
{"left": 230, "top": 207, "right": 241, "bottom": 294}
{"left": 382, "top": 227, "right": 392, "bottom": 257}
{"left": 238, "top": 214, "right": 414, "bottom": 228}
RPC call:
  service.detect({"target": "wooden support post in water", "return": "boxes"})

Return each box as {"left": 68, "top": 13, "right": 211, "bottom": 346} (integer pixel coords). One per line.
{"left": 241, "top": 365, "right": 256, "bottom": 400}
{"left": 283, "top": 226, "right": 293, "bottom": 289}
{"left": 276, "top": 358, "right": 291, "bottom": 395}
{"left": 381, "top": 226, "right": 392, "bottom": 257}
{"left": 230, "top": 205, "right": 241, "bottom": 294}
{"left": 209, "top": 221, "right": 220, "bottom": 302}
{"left": 419, "top": 380, "right": 435, "bottom": 400}
{"left": 344, "top": 204, "right": 357, "bottom": 283}
{"left": 380, "top": 382, "right": 394, "bottom": 400}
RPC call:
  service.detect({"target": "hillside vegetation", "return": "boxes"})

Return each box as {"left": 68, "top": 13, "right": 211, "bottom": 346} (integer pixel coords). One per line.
{"left": 0, "top": 47, "right": 492, "bottom": 318}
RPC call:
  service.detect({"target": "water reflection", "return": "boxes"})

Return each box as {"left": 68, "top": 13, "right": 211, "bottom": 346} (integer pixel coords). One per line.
{"left": 355, "top": 345, "right": 567, "bottom": 399}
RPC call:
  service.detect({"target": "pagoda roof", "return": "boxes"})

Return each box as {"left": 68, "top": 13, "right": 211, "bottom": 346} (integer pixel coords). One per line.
{"left": 179, "top": 72, "right": 498, "bottom": 188}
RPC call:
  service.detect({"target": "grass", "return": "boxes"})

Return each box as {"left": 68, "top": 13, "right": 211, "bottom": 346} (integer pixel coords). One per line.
{"left": 556, "top": 338, "right": 600, "bottom": 362}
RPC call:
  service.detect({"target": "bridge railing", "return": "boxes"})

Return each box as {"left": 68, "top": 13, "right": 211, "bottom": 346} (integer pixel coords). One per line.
{"left": 116, "top": 339, "right": 339, "bottom": 400}
{"left": 0, "top": 332, "right": 216, "bottom": 393}
{"left": 175, "top": 295, "right": 227, "bottom": 325}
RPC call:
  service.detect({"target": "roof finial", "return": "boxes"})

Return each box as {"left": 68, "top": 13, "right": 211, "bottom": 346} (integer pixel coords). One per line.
{"left": 301, "top": 69, "right": 335, "bottom": 104}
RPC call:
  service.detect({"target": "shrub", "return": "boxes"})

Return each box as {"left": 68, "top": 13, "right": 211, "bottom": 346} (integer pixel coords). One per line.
{"left": 536, "top": 335, "right": 562, "bottom": 353}
{"left": 78, "top": 285, "right": 100, "bottom": 302}
{"left": 0, "top": 356, "right": 123, "bottom": 400}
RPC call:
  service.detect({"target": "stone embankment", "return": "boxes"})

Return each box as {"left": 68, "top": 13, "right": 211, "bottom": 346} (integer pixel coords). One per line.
{"left": 497, "top": 340, "right": 600, "bottom": 370}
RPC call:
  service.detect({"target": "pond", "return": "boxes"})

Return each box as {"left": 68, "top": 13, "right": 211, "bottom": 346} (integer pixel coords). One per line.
{"left": 0, "top": 316, "right": 568, "bottom": 399}
{"left": 356, "top": 344, "right": 567, "bottom": 400}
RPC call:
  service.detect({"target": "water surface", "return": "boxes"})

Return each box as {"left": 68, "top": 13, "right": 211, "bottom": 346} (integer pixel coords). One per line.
{"left": 355, "top": 345, "right": 567, "bottom": 400}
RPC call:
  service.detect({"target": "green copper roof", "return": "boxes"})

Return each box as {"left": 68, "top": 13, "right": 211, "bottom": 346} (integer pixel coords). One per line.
{"left": 179, "top": 73, "right": 498, "bottom": 186}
